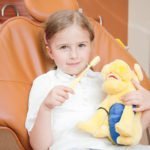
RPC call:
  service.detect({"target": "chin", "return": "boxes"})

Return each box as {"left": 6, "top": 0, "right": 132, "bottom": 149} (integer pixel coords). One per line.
{"left": 70, "top": 71, "right": 81, "bottom": 76}
{"left": 64, "top": 69, "right": 79, "bottom": 76}
{"left": 67, "top": 66, "right": 86, "bottom": 76}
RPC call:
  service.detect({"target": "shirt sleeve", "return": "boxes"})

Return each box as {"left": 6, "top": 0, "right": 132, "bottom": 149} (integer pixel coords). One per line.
{"left": 25, "top": 74, "right": 52, "bottom": 132}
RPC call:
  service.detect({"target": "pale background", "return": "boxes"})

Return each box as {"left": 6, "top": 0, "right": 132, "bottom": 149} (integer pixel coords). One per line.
{"left": 128, "top": 0, "right": 150, "bottom": 77}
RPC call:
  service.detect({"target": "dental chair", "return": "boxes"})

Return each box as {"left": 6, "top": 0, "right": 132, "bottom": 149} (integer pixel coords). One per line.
{"left": 0, "top": 0, "right": 149, "bottom": 149}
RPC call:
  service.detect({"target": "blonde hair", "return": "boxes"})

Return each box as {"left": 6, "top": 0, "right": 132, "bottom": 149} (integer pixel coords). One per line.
{"left": 44, "top": 10, "right": 94, "bottom": 42}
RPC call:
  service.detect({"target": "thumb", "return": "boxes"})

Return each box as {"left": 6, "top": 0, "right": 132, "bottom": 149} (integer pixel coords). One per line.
{"left": 132, "top": 79, "right": 144, "bottom": 90}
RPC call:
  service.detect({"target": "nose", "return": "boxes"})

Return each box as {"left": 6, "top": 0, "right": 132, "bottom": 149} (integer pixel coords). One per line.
{"left": 69, "top": 46, "right": 78, "bottom": 59}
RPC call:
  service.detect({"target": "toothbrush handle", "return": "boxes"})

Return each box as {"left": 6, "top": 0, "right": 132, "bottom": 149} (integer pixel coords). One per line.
{"left": 69, "top": 65, "right": 90, "bottom": 89}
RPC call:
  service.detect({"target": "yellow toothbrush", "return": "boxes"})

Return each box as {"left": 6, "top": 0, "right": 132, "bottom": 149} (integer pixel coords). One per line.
{"left": 69, "top": 56, "right": 101, "bottom": 89}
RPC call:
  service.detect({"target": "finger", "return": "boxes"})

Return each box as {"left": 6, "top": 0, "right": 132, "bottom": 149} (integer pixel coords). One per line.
{"left": 133, "top": 106, "right": 144, "bottom": 112}
{"left": 57, "top": 90, "right": 69, "bottom": 99}
{"left": 122, "top": 92, "right": 141, "bottom": 102}
{"left": 125, "top": 100, "right": 140, "bottom": 106}
{"left": 55, "top": 95, "right": 66, "bottom": 103}
{"left": 63, "top": 87, "right": 74, "bottom": 94}
{"left": 53, "top": 100, "right": 62, "bottom": 107}
{"left": 59, "top": 86, "right": 74, "bottom": 94}
{"left": 132, "top": 80, "right": 145, "bottom": 90}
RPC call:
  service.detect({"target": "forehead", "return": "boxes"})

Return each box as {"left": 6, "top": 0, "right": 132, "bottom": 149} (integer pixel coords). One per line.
{"left": 49, "top": 24, "right": 91, "bottom": 46}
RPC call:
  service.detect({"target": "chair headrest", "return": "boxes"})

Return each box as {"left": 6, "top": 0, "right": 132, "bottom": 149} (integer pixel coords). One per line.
{"left": 24, "top": 0, "right": 79, "bottom": 22}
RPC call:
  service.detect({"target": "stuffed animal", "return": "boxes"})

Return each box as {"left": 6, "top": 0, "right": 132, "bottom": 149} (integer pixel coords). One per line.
{"left": 77, "top": 59, "right": 143, "bottom": 145}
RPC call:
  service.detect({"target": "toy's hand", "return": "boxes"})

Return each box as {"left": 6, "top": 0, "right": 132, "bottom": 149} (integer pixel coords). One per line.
{"left": 122, "top": 80, "right": 150, "bottom": 112}
{"left": 43, "top": 85, "right": 74, "bottom": 110}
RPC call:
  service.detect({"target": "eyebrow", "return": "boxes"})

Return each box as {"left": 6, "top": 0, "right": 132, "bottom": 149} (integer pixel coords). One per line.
{"left": 56, "top": 41, "right": 89, "bottom": 47}
{"left": 77, "top": 41, "right": 89, "bottom": 44}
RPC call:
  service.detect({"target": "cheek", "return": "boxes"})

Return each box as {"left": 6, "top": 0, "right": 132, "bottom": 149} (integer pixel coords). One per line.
{"left": 80, "top": 47, "right": 91, "bottom": 58}
{"left": 86, "top": 45, "right": 92, "bottom": 56}
{"left": 53, "top": 53, "right": 66, "bottom": 64}
{"left": 84, "top": 49, "right": 91, "bottom": 61}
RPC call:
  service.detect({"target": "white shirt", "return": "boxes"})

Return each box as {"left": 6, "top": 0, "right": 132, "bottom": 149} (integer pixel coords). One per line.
{"left": 25, "top": 68, "right": 149, "bottom": 150}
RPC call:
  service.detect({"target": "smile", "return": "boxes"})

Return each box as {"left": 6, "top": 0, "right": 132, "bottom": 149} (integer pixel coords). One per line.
{"left": 107, "top": 73, "right": 119, "bottom": 80}
{"left": 67, "top": 62, "right": 80, "bottom": 66}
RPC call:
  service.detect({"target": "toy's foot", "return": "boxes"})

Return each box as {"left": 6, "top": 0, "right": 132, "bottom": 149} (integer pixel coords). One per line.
{"left": 116, "top": 114, "right": 142, "bottom": 146}
{"left": 94, "top": 125, "right": 109, "bottom": 138}
{"left": 77, "top": 122, "right": 97, "bottom": 135}
{"left": 117, "top": 136, "right": 134, "bottom": 145}
{"left": 117, "top": 133, "right": 141, "bottom": 146}
{"left": 115, "top": 122, "right": 133, "bottom": 136}
{"left": 77, "top": 122, "right": 108, "bottom": 138}
{"left": 117, "top": 120, "right": 142, "bottom": 145}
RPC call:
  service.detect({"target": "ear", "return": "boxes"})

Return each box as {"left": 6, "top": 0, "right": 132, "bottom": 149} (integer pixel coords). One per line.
{"left": 46, "top": 46, "right": 54, "bottom": 60}
{"left": 44, "top": 34, "right": 54, "bottom": 60}
{"left": 43, "top": 34, "right": 53, "bottom": 59}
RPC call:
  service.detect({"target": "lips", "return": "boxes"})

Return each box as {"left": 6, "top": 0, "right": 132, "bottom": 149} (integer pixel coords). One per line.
{"left": 107, "top": 73, "right": 119, "bottom": 80}
{"left": 108, "top": 74, "right": 118, "bottom": 79}
{"left": 67, "top": 62, "right": 80, "bottom": 66}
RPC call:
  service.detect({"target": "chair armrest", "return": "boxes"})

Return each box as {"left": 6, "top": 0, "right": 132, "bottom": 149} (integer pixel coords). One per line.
{"left": 0, "top": 127, "right": 24, "bottom": 150}
{"left": 0, "top": 81, "right": 32, "bottom": 150}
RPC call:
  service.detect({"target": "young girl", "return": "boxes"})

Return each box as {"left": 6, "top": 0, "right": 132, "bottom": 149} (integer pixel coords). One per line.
{"left": 25, "top": 10, "right": 106, "bottom": 150}
{"left": 25, "top": 10, "right": 150, "bottom": 150}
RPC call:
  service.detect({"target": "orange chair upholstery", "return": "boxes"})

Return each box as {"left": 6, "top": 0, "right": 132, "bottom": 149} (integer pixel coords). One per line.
{"left": 24, "top": 0, "right": 79, "bottom": 22}
{"left": 0, "top": 0, "right": 149, "bottom": 149}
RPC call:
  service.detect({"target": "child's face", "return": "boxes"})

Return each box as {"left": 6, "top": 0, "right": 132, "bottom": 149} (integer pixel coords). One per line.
{"left": 47, "top": 24, "right": 92, "bottom": 76}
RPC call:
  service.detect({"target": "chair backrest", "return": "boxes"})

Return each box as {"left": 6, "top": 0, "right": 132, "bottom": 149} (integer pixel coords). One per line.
{"left": 0, "top": 0, "right": 149, "bottom": 149}
{"left": 0, "top": 17, "right": 45, "bottom": 150}
{"left": 24, "top": 0, "right": 79, "bottom": 22}
{"left": 88, "top": 17, "right": 150, "bottom": 88}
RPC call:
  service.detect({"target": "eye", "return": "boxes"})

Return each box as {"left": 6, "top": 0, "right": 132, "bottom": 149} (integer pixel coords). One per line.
{"left": 60, "top": 45, "right": 68, "bottom": 49}
{"left": 78, "top": 43, "right": 86, "bottom": 48}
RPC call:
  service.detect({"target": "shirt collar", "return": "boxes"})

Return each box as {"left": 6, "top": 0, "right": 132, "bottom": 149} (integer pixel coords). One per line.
{"left": 55, "top": 68, "right": 75, "bottom": 81}
{"left": 55, "top": 68, "right": 95, "bottom": 82}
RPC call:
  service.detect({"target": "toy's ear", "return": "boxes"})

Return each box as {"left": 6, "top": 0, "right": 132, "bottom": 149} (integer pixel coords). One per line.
{"left": 133, "top": 64, "right": 143, "bottom": 81}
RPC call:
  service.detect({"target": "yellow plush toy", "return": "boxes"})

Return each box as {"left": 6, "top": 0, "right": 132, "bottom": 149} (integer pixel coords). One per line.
{"left": 77, "top": 59, "right": 143, "bottom": 145}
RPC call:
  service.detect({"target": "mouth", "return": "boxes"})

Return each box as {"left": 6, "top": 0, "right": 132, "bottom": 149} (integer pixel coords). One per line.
{"left": 107, "top": 73, "right": 119, "bottom": 80}
{"left": 67, "top": 62, "right": 80, "bottom": 66}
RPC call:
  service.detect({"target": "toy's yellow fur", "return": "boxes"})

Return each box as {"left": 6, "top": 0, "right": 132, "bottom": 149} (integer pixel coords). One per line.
{"left": 77, "top": 59, "right": 143, "bottom": 145}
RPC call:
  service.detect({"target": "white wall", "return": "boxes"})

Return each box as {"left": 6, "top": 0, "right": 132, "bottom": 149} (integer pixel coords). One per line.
{"left": 128, "top": 0, "right": 150, "bottom": 77}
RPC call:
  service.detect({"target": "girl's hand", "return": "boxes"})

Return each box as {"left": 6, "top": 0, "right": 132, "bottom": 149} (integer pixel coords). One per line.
{"left": 43, "top": 85, "right": 74, "bottom": 110}
{"left": 122, "top": 80, "right": 150, "bottom": 112}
